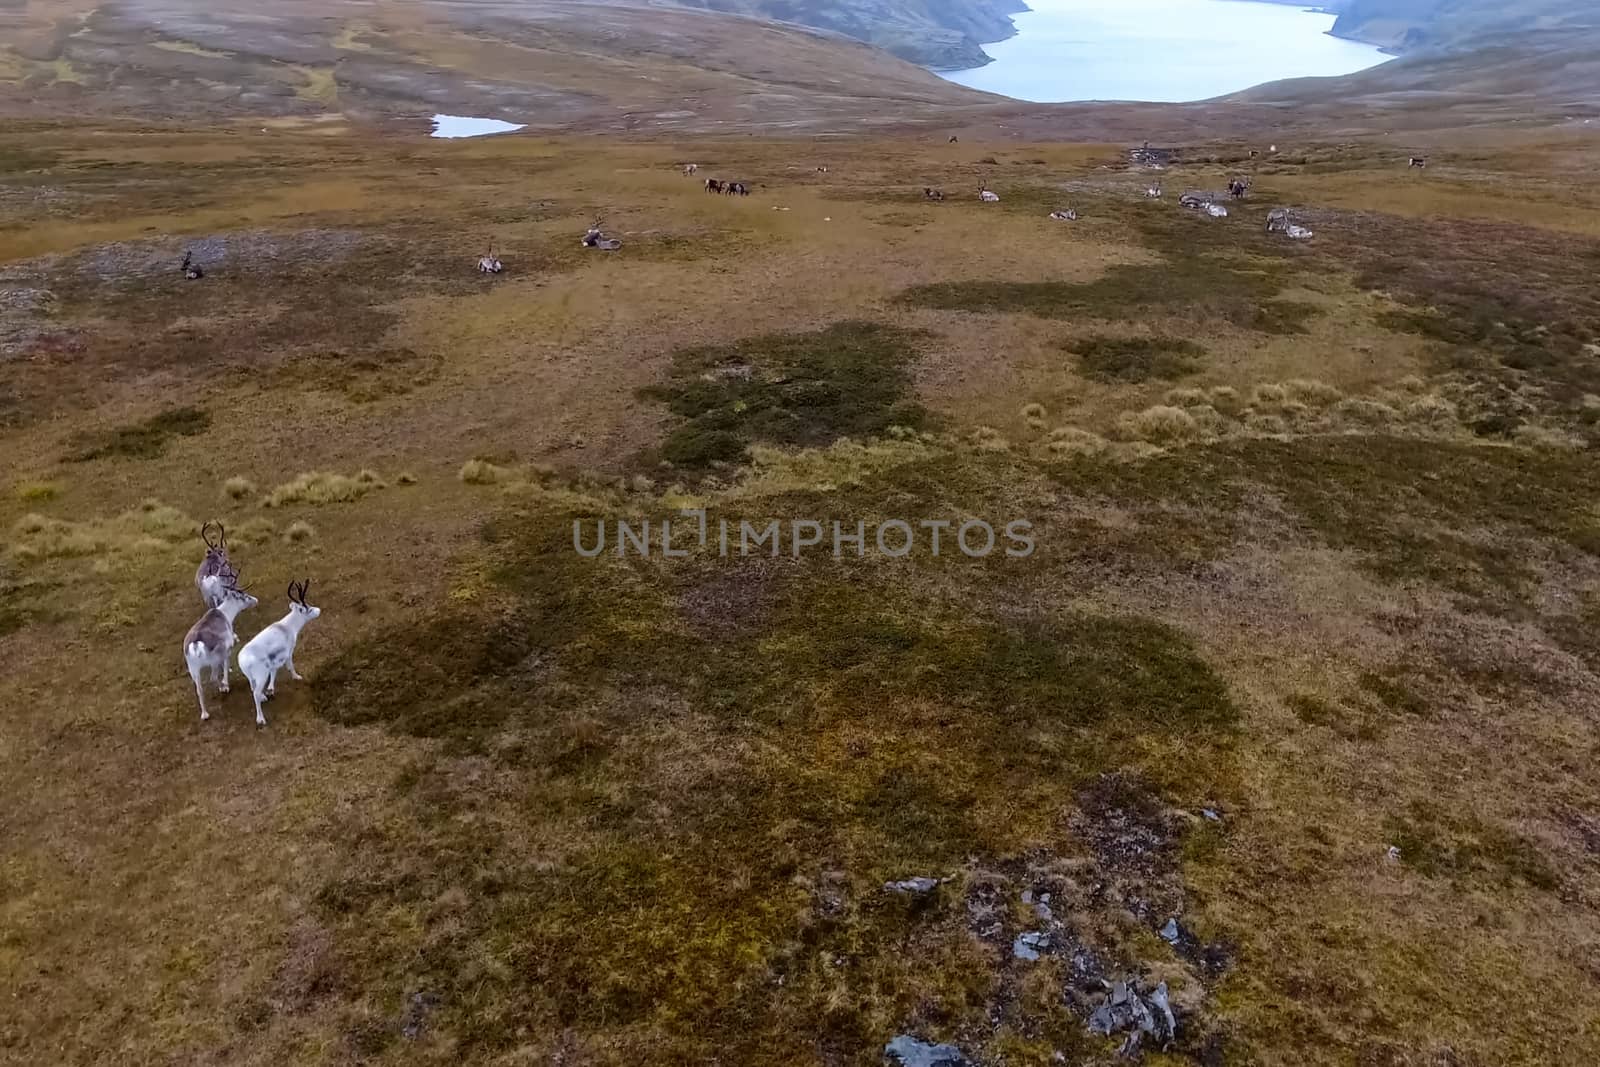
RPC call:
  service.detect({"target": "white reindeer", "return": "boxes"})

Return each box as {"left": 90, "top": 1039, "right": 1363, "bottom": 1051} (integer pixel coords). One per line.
{"left": 1145, "top": 181, "right": 1163, "bottom": 199}
{"left": 237, "top": 579, "right": 322, "bottom": 728}
{"left": 182, "top": 579, "right": 259, "bottom": 722}
{"left": 979, "top": 184, "right": 1000, "bottom": 203}
{"left": 683, "top": 163, "right": 699, "bottom": 177}
{"left": 478, "top": 244, "right": 503, "bottom": 274}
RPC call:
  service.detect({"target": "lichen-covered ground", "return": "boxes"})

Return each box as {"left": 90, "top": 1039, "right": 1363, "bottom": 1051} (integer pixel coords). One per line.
{"left": 3, "top": 125, "right": 1600, "bottom": 1066}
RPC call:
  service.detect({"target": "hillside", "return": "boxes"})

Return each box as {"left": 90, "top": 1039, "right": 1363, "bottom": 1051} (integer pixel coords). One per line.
{"left": 5, "top": 119, "right": 1600, "bottom": 1067}
{"left": 1331, "top": 0, "right": 1600, "bottom": 51}
{"left": 0, "top": 0, "right": 993, "bottom": 131}
{"left": 673, "top": 0, "right": 1027, "bottom": 70}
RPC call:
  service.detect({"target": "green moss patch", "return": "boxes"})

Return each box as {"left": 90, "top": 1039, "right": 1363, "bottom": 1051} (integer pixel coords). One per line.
{"left": 66, "top": 406, "right": 209, "bottom": 462}
{"left": 640, "top": 321, "right": 928, "bottom": 469}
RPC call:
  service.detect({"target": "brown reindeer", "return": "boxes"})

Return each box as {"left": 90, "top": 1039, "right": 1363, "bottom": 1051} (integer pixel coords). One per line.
{"left": 704, "top": 178, "right": 724, "bottom": 194}
{"left": 924, "top": 187, "right": 945, "bottom": 202}
{"left": 195, "top": 521, "right": 236, "bottom": 607}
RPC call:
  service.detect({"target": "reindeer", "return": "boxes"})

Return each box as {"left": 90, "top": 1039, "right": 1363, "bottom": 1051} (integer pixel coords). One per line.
{"left": 948, "top": 136, "right": 959, "bottom": 144}
{"left": 477, "top": 244, "right": 503, "bottom": 274}
{"left": 683, "top": 163, "right": 699, "bottom": 177}
{"left": 582, "top": 219, "right": 623, "bottom": 251}
{"left": 181, "top": 251, "right": 204, "bottom": 280}
{"left": 1266, "top": 207, "right": 1292, "bottom": 234}
{"left": 924, "top": 187, "right": 945, "bottom": 202}
{"left": 237, "top": 579, "right": 322, "bottom": 728}
{"left": 1145, "top": 181, "right": 1163, "bottom": 199}
{"left": 195, "top": 521, "right": 234, "bottom": 607}
{"left": 979, "top": 184, "right": 1000, "bottom": 203}
{"left": 1049, "top": 209, "right": 1079, "bottom": 221}
{"left": 182, "top": 575, "right": 258, "bottom": 722}
{"left": 1227, "top": 177, "right": 1251, "bottom": 199}
{"left": 1409, "top": 156, "right": 1427, "bottom": 169}
{"left": 705, "top": 178, "right": 724, "bottom": 194}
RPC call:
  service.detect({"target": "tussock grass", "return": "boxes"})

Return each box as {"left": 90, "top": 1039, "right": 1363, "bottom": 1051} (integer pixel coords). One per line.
{"left": 1115, "top": 405, "right": 1205, "bottom": 445}
{"left": 284, "top": 520, "right": 315, "bottom": 543}
{"left": 1282, "top": 379, "right": 1343, "bottom": 408}
{"left": 264, "top": 470, "right": 387, "bottom": 508}
{"left": 9, "top": 501, "right": 192, "bottom": 562}
{"left": 14, "top": 481, "right": 58, "bottom": 502}
{"left": 397, "top": 471, "right": 418, "bottom": 485}
{"left": 460, "top": 459, "right": 520, "bottom": 486}
{"left": 1046, "top": 427, "right": 1108, "bottom": 456}
{"left": 223, "top": 476, "right": 256, "bottom": 501}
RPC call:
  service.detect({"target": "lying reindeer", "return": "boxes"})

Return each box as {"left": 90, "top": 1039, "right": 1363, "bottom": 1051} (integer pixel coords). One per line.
{"left": 478, "top": 244, "right": 504, "bottom": 274}
{"left": 237, "top": 579, "right": 322, "bottom": 729}
{"left": 182, "top": 573, "right": 258, "bottom": 722}
{"left": 979, "top": 184, "right": 1000, "bottom": 203}
{"left": 181, "top": 251, "right": 204, "bottom": 280}
{"left": 924, "top": 187, "right": 946, "bottom": 202}
{"left": 582, "top": 219, "right": 622, "bottom": 251}
{"left": 195, "top": 521, "right": 234, "bottom": 607}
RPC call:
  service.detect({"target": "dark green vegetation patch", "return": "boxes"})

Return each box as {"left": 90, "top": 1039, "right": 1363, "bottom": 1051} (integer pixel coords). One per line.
{"left": 306, "top": 459, "right": 1241, "bottom": 1061}
{"left": 66, "top": 406, "right": 210, "bottom": 462}
{"left": 1071, "top": 334, "right": 1206, "bottom": 383}
{"left": 640, "top": 321, "right": 928, "bottom": 468}
{"left": 1385, "top": 800, "right": 1558, "bottom": 891}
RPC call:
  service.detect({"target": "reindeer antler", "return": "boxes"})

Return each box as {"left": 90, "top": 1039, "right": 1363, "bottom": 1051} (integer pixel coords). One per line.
{"left": 287, "top": 579, "right": 311, "bottom": 605}
{"left": 201, "top": 521, "right": 224, "bottom": 550}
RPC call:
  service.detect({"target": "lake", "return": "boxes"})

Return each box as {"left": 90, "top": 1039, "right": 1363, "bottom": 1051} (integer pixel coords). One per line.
{"left": 431, "top": 115, "right": 527, "bottom": 138}
{"left": 941, "top": 0, "right": 1392, "bottom": 103}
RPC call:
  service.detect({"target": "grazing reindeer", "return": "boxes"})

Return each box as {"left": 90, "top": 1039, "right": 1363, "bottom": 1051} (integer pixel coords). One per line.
{"left": 182, "top": 577, "right": 258, "bottom": 722}
{"left": 1227, "top": 177, "right": 1251, "bottom": 199}
{"left": 683, "top": 163, "right": 699, "bottom": 177}
{"left": 726, "top": 181, "right": 749, "bottom": 196}
{"left": 948, "top": 136, "right": 959, "bottom": 144}
{"left": 924, "top": 187, "right": 945, "bottom": 201}
{"left": 195, "top": 521, "right": 234, "bottom": 607}
{"left": 1145, "top": 181, "right": 1163, "bottom": 199}
{"left": 1409, "top": 156, "right": 1427, "bottom": 169}
{"left": 478, "top": 244, "right": 503, "bottom": 274}
{"left": 237, "top": 579, "right": 321, "bottom": 728}
{"left": 705, "top": 178, "right": 724, "bottom": 194}
{"left": 979, "top": 184, "right": 1000, "bottom": 203}
{"left": 1049, "top": 209, "right": 1079, "bottom": 221}
{"left": 582, "top": 219, "right": 622, "bottom": 251}
{"left": 181, "top": 251, "right": 204, "bottom": 280}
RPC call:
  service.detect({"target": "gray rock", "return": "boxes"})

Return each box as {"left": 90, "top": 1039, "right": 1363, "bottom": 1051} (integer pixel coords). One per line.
{"left": 1085, "top": 978, "right": 1177, "bottom": 1047}
{"left": 885, "top": 876, "right": 940, "bottom": 896}
{"left": 1013, "top": 931, "right": 1050, "bottom": 961}
{"left": 1201, "top": 808, "right": 1221, "bottom": 822}
{"left": 885, "top": 1035, "right": 970, "bottom": 1067}
{"left": 1160, "top": 918, "right": 1181, "bottom": 943}
{"left": 1149, "top": 981, "right": 1177, "bottom": 1037}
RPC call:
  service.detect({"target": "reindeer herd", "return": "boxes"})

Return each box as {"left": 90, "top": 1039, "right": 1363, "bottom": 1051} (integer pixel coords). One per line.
{"left": 181, "top": 522, "right": 322, "bottom": 728}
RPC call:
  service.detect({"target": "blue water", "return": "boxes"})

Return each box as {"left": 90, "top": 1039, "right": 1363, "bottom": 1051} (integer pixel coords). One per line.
{"left": 941, "top": 0, "right": 1391, "bottom": 103}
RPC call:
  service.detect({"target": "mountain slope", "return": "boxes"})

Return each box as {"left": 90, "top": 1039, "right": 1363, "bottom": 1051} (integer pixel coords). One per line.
{"left": 1332, "top": 0, "right": 1600, "bottom": 51}
{"left": 0, "top": 0, "right": 994, "bottom": 130}
{"left": 671, "top": 0, "right": 1027, "bottom": 69}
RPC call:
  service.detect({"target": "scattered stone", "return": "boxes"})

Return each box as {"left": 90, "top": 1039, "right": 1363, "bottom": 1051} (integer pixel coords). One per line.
{"left": 1087, "top": 979, "right": 1176, "bottom": 1050}
{"left": 885, "top": 1035, "right": 970, "bottom": 1067}
{"left": 885, "top": 876, "right": 939, "bottom": 896}
{"left": 1013, "top": 930, "right": 1051, "bottom": 961}
{"left": 1201, "top": 808, "right": 1221, "bottom": 823}
{"left": 1160, "top": 918, "right": 1181, "bottom": 943}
